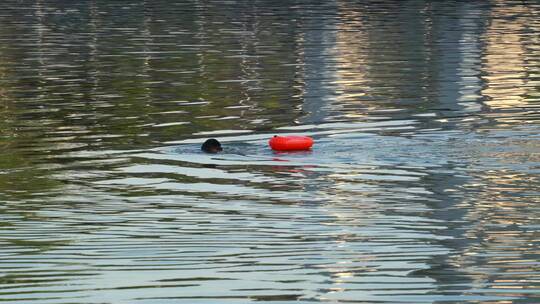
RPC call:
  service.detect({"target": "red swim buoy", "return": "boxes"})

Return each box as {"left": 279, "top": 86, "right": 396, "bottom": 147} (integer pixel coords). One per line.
{"left": 269, "top": 135, "right": 314, "bottom": 151}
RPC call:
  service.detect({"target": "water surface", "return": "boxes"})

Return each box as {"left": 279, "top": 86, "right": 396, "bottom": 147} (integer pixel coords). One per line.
{"left": 0, "top": 1, "right": 539, "bottom": 303}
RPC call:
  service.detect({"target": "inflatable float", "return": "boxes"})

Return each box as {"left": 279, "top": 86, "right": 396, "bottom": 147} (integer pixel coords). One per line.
{"left": 269, "top": 135, "right": 314, "bottom": 151}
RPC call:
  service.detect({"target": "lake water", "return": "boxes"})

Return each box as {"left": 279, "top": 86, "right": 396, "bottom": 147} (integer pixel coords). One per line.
{"left": 0, "top": 1, "right": 539, "bottom": 303}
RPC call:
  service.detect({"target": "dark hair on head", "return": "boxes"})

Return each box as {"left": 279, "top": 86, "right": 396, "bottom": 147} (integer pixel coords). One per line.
{"left": 201, "top": 138, "right": 222, "bottom": 153}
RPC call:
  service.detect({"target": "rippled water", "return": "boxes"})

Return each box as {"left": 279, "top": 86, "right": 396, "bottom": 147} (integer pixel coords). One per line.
{"left": 1, "top": 1, "right": 539, "bottom": 303}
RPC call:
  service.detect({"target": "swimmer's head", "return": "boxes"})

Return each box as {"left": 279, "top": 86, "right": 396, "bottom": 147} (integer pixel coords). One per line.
{"left": 201, "top": 138, "right": 222, "bottom": 153}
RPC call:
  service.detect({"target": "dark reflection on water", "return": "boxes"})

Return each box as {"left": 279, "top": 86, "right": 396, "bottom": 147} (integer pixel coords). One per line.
{"left": 1, "top": 0, "right": 539, "bottom": 303}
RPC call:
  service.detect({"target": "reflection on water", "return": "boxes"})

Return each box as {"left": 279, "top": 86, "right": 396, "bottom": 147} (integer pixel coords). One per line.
{"left": 1, "top": 0, "right": 539, "bottom": 303}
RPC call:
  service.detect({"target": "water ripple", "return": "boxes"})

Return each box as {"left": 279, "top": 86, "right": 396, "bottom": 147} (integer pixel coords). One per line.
{"left": 1, "top": 0, "right": 539, "bottom": 303}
